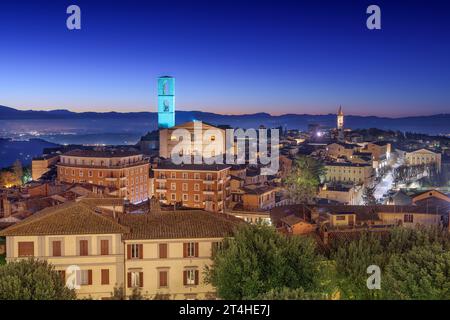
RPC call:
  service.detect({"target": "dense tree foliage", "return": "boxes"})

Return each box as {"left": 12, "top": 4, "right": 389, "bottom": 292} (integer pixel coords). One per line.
{"left": 329, "top": 227, "right": 450, "bottom": 300}
{"left": 283, "top": 155, "right": 326, "bottom": 203}
{"left": 205, "top": 224, "right": 334, "bottom": 299}
{"left": 208, "top": 224, "right": 450, "bottom": 300}
{"left": 0, "top": 259, "right": 76, "bottom": 300}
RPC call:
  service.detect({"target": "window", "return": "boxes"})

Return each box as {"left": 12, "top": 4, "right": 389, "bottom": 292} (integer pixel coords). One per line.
{"left": 336, "top": 216, "right": 346, "bottom": 221}
{"left": 171, "top": 183, "right": 176, "bottom": 191}
{"left": 194, "top": 183, "right": 200, "bottom": 191}
{"left": 100, "top": 240, "right": 109, "bottom": 255}
{"left": 127, "top": 244, "right": 143, "bottom": 259}
{"left": 88, "top": 170, "right": 93, "bottom": 177}
{"left": 194, "top": 173, "right": 200, "bottom": 180}
{"left": 211, "top": 241, "right": 223, "bottom": 256}
{"left": 183, "top": 269, "right": 198, "bottom": 286}
{"left": 171, "top": 172, "right": 176, "bottom": 179}
{"left": 18, "top": 242, "right": 34, "bottom": 257}
{"left": 159, "top": 243, "right": 168, "bottom": 259}
{"left": 76, "top": 270, "right": 92, "bottom": 286}
{"left": 182, "top": 173, "right": 188, "bottom": 179}
{"left": 79, "top": 170, "right": 83, "bottom": 177}
{"left": 404, "top": 214, "right": 414, "bottom": 223}
{"left": 101, "top": 269, "right": 110, "bottom": 285}
{"left": 159, "top": 270, "right": 168, "bottom": 288}
{"left": 79, "top": 240, "right": 89, "bottom": 256}
{"left": 183, "top": 194, "right": 188, "bottom": 202}
{"left": 194, "top": 194, "right": 200, "bottom": 202}
{"left": 206, "top": 173, "right": 212, "bottom": 181}
{"left": 184, "top": 242, "right": 198, "bottom": 258}
{"left": 182, "top": 183, "right": 188, "bottom": 191}
{"left": 128, "top": 271, "right": 143, "bottom": 288}
{"left": 52, "top": 241, "right": 62, "bottom": 257}
{"left": 171, "top": 193, "right": 176, "bottom": 201}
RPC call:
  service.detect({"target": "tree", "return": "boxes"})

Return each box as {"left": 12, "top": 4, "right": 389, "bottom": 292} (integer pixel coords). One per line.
{"left": 362, "top": 185, "right": 377, "bottom": 205}
{"left": 283, "top": 155, "right": 326, "bottom": 203}
{"left": 205, "top": 224, "right": 334, "bottom": 299}
{"left": 382, "top": 245, "right": 450, "bottom": 299}
{"left": 0, "top": 259, "right": 76, "bottom": 300}
{"left": 257, "top": 287, "right": 329, "bottom": 300}
{"left": 0, "top": 170, "right": 20, "bottom": 188}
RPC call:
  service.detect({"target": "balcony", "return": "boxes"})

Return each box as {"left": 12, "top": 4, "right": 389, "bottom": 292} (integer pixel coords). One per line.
{"left": 156, "top": 188, "right": 167, "bottom": 193}
{"left": 203, "top": 190, "right": 214, "bottom": 195}
{"left": 203, "top": 179, "right": 215, "bottom": 184}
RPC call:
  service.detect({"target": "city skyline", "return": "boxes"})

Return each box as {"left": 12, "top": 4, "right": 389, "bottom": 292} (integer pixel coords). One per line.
{"left": 1, "top": 0, "right": 449, "bottom": 117}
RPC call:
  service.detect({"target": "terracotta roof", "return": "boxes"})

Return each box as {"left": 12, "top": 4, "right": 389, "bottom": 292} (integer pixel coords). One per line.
{"left": 120, "top": 210, "right": 244, "bottom": 240}
{"left": 280, "top": 214, "right": 304, "bottom": 226}
{"left": 0, "top": 202, "right": 129, "bottom": 236}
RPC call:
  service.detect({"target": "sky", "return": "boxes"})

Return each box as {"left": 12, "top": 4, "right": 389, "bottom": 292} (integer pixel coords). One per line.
{"left": 0, "top": 0, "right": 449, "bottom": 117}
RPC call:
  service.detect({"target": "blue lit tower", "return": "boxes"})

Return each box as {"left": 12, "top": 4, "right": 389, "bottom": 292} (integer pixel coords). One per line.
{"left": 158, "top": 76, "right": 175, "bottom": 128}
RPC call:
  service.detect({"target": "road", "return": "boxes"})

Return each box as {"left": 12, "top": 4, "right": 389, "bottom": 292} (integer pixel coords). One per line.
{"left": 374, "top": 158, "right": 402, "bottom": 201}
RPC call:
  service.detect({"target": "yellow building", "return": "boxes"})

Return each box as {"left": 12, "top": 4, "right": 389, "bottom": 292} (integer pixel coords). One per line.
{"left": 31, "top": 154, "right": 60, "bottom": 181}
{"left": 405, "top": 148, "right": 442, "bottom": 172}
{"left": 324, "top": 162, "right": 374, "bottom": 185}
{"left": 0, "top": 201, "right": 242, "bottom": 300}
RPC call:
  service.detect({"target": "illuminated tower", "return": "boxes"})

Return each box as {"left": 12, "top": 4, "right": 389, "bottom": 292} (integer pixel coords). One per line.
{"left": 337, "top": 106, "right": 344, "bottom": 142}
{"left": 158, "top": 76, "right": 175, "bottom": 128}
{"left": 337, "top": 105, "right": 344, "bottom": 130}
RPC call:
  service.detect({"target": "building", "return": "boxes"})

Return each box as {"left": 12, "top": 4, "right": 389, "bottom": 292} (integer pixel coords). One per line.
{"left": 159, "top": 121, "right": 226, "bottom": 159}
{"left": 0, "top": 201, "right": 243, "bottom": 299}
{"left": 405, "top": 148, "right": 442, "bottom": 171}
{"left": 158, "top": 76, "right": 175, "bottom": 128}
{"left": 279, "top": 214, "right": 315, "bottom": 235}
{"left": 324, "top": 162, "right": 374, "bottom": 185}
{"left": 56, "top": 149, "right": 150, "bottom": 204}
{"left": 241, "top": 185, "right": 278, "bottom": 211}
{"left": 153, "top": 162, "right": 231, "bottom": 212}
{"left": 359, "top": 142, "right": 392, "bottom": 162}
{"left": 31, "top": 154, "right": 59, "bottom": 181}
{"left": 317, "top": 184, "right": 363, "bottom": 205}
{"left": 325, "top": 142, "right": 358, "bottom": 160}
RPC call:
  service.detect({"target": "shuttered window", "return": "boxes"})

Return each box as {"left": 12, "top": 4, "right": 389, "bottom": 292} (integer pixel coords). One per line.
{"left": 18, "top": 242, "right": 34, "bottom": 257}
{"left": 79, "top": 240, "right": 89, "bottom": 256}
{"left": 183, "top": 242, "right": 199, "bottom": 258}
{"left": 101, "top": 269, "right": 110, "bottom": 285}
{"left": 127, "top": 244, "right": 143, "bottom": 259}
{"left": 159, "top": 243, "right": 168, "bottom": 259}
{"left": 183, "top": 269, "right": 199, "bottom": 286}
{"left": 52, "top": 241, "right": 62, "bottom": 257}
{"left": 127, "top": 271, "right": 143, "bottom": 288}
{"left": 159, "top": 270, "right": 168, "bottom": 288}
{"left": 100, "top": 240, "right": 109, "bottom": 255}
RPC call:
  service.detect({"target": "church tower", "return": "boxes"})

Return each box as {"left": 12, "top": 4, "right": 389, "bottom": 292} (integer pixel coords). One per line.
{"left": 337, "top": 105, "right": 344, "bottom": 131}
{"left": 158, "top": 76, "right": 175, "bottom": 128}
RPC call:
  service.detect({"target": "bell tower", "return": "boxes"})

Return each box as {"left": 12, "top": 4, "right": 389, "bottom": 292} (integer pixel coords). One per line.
{"left": 158, "top": 76, "right": 175, "bottom": 128}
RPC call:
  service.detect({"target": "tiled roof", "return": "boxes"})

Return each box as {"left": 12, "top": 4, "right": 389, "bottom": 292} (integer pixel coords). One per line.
{"left": 120, "top": 210, "right": 244, "bottom": 240}
{"left": 0, "top": 202, "right": 129, "bottom": 236}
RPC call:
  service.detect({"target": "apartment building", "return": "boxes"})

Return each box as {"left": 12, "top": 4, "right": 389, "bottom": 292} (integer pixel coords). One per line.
{"left": 153, "top": 163, "right": 231, "bottom": 213}
{"left": 405, "top": 148, "right": 442, "bottom": 171}
{"left": 358, "top": 142, "right": 391, "bottom": 162}
{"left": 324, "top": 162, "right": 374, "bottom": 185}
{"left": 0, "top": 201, "right": 242, "bottom": 299}
{"left": 56, "top": 149, "right": 150, "bottom": 204}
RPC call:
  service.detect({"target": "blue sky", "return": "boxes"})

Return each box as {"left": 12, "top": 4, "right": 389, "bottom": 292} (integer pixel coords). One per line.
{"left": 0, "top": 0, "right": 449, "bottom": 116}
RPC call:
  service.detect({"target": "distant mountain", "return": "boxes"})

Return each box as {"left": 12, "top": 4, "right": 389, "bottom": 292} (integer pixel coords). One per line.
{"left": 1, "top": 105, "right": 449, "bottom": 134}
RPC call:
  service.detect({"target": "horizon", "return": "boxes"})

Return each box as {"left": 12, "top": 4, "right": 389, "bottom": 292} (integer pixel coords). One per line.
{"left": 2, "top": 104, "right": 449, "bottom": 119}
{"left": 1, "top": 0, "right": 450, "bottom": 117}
